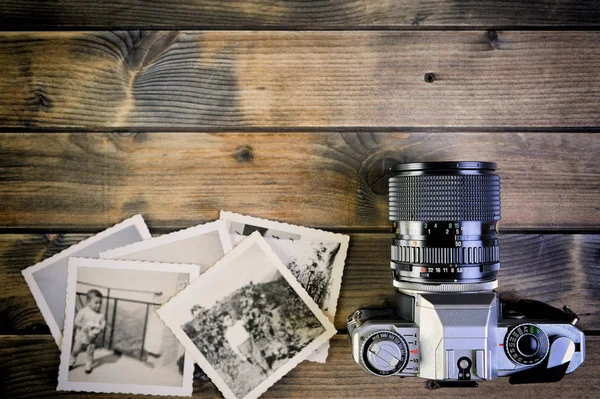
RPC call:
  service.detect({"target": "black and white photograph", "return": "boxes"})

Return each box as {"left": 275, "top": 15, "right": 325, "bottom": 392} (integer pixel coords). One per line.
{"left": 21, "top": 215, "right": 151, "bottom": 347}
{"left": 57, "top": 257, "right": 199, "bottom": 396}
{"left": 100, "top": 220, "right": 232, "bottom": 268}
{"left": 157, "top": 232, "right": 337, "bottom": 399}
{"left": 220, "top": 211, "right": 349, "bottom": 362}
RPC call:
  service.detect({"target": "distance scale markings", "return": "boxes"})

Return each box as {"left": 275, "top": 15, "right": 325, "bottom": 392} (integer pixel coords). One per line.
{"left": 394, "top": 221, "right": 471, "bottom": 237}
{"left": 393, "top": 221, "right": 498, "bottom": 248}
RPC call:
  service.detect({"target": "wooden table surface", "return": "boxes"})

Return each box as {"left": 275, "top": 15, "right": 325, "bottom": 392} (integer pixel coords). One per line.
{"left": 1, "top": 2, "right": 600, "bottom": 398}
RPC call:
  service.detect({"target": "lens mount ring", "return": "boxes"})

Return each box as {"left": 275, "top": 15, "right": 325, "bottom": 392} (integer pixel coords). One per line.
{"left": 392, "top": 262, "right": 500, "bottom": 285}
{"left": 392, "top": 280, "right": 498, "bottom": 293}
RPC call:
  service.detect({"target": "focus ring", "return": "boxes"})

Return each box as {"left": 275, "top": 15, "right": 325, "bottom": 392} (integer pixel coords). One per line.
{"left": 392, "top": 245, "right": 500, "bottom": 265}
{"left": 389, "top": 174, "right": 501, "bottom": 221}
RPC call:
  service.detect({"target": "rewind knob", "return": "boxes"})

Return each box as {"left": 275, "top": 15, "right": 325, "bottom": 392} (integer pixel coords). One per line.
{"left": 362, "top": 330, "right": 409, "bottom": 376}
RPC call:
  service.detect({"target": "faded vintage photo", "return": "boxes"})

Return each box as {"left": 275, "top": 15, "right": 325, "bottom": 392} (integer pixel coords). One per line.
{"left": 227, "top": 220, "right": 338, "bottom": 309}
{"left": 21, "top": 215, "right": 151, "bottom": 347}
{"left": 220, "top": 211, "right": 349, "bottom": 362}
{"left": 100, "top": 220, "right": 232, "bottom": 268}
{"left": 157, "top": 232, "right": 336, "bottom": 399}
{"left": 57, "top": 257, "right": 199, "bottom": 396}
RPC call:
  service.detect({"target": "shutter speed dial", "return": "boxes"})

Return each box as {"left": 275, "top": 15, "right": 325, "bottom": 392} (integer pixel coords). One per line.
{"left": 505, "top": 324, "right": 549, "bottom": 366}
{"left": 362, "top": 331, "right": 409, "bottom": 376}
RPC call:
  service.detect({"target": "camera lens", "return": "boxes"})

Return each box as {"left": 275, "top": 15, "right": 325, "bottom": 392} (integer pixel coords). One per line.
{"left": 389, "top": 162, "right": 500, "bottom": 292}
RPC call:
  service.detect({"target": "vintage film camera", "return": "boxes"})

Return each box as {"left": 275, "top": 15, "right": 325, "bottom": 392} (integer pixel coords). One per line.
{"left": 347, "top": 162, "right": 585, "bottom": 387}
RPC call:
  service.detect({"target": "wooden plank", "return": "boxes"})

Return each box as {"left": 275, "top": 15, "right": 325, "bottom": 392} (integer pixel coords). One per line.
{"left": 1, "top": 133, "right": 599, "bottom": 230}
{"left": 2, "top": 31, "right": 600, "bottom": 128}
{"left": 2, "top": 1, "right": 600, "bottom": 29}
{"left": 0, "top": 334, "right": 598, "bottom": 398}
{"left": 1, "top": 233, "right": 598, "bottom": 334}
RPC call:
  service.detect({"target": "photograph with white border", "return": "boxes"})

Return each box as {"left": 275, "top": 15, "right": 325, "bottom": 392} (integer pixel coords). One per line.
{"left": 157, "top": 232, "right": 337, "bottom": 399}
{"left": 100, "top": 220, "right": 232, "bottom": 270}
{"left": 21, "top": 215, "right": 151, "bottom": 347}
{"left": 219, "top": 211, "right": 349, "bottom": 362}
{"left": 57, "top": 257, "right": 199, "bottom": 396}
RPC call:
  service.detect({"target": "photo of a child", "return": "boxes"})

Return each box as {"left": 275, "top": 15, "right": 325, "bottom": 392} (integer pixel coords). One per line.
{"left": 58, "top": 258, "right": 199, "bottom": 396}
{"left": 70, "top": 289, "right": 106, "bottom": 373}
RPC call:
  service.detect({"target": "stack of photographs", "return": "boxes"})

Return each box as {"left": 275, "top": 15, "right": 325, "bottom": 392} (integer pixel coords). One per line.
{"left": 219, "top": 212, "right": 349, "bottom": 363}
{"left": 21, "top": 212, "right": 349, "bottom": 399}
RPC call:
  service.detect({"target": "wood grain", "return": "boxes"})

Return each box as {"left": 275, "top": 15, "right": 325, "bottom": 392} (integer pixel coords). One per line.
{"left": 2, "top": 31, "right": 600, "bottom": 128}
{"left": 1, "top": 232, "right": 598, "bottom": 334}
{"left": 2, "top": 1, "right": 600, "bottom": 29}
{"left": 0, "top": 334, "right": 598, "bottom": 399}
{"left": 1, "top": 133, "right": 599, "bottom": 230}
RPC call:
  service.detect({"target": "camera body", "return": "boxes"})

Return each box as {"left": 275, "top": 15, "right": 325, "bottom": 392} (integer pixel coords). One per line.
{"left": 347, "top": 162, "right": 586, "bottom": 386}
{"left": 348, "top": 292, "right": 585, "bottom": 386}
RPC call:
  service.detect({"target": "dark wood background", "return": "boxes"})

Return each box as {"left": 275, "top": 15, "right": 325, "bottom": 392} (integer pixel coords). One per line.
{"left": 1, "top": 1, "right": 599, "bottom": 398}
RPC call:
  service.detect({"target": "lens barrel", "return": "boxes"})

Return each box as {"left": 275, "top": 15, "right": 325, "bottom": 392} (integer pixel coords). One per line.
{"left": 389, "top": 162, "right": 501, "bottom": 292}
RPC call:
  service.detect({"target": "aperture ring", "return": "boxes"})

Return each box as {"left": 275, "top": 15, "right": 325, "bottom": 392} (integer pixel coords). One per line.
{"left": 391, "top": 244, "right": 500, "bottom": 264}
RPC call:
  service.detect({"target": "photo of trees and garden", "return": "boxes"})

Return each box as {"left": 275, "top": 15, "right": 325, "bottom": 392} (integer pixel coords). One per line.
{"left": 181, "top": 273, "right": 325, "bottom": 398}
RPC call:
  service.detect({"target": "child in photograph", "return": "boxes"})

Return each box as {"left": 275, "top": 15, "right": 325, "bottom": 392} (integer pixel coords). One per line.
{"left": 221, "top": 310, "right": 270, "bottom": 376}
{"left": 70, "top": 289, "right": 106, "bottom": 373}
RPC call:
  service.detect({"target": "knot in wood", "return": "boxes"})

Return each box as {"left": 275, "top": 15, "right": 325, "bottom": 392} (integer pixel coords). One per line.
{"left": 122, "top": 32, "right": 180, "bottom": 71}
{"left": 34, "top": 88, "right": 51, "bottom": 109}
{"left": 234, "top": 145, "right": 254, "bottom": 163}
{"left": 487, "top": 30, "right": 499, "bottom": 49}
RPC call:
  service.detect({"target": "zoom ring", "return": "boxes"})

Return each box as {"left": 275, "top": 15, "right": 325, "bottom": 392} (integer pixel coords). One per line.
{"left": 392, "top": 245, "right": 500, "bottom": 265}
{"left": 389, "top": 174, "right": 501, "bottom": 221}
